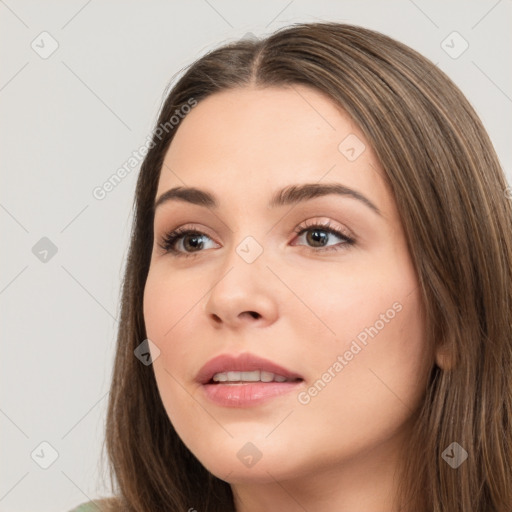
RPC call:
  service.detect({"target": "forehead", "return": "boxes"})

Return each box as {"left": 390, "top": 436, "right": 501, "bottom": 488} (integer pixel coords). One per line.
{"left": 157, "top": 85, "right": 389, "bottom": 212}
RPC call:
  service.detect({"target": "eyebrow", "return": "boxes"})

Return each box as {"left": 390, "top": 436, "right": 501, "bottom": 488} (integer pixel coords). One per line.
{"left": 153, "top": 182, "right": 382, "bottom": 216}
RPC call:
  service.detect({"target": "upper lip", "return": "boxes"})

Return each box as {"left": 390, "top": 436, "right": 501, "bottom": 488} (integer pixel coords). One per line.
{"left": 195, "top": 352, "right": 304, "bottom": 384}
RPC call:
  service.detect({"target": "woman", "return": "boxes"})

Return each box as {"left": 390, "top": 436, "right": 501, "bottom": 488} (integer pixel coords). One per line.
{"left": 71, "top": 21, "right": 512, "bottom": 512}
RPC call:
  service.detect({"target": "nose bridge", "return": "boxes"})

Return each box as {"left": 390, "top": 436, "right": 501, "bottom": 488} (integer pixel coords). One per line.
{"left": 216, "top": 230, "right": 268, "bottom": 289}
{"left": 221, "top": 205, "right": 269, "bottom": 267}
{"left": 202, "top": 226, "right": 278, "bottom": 325}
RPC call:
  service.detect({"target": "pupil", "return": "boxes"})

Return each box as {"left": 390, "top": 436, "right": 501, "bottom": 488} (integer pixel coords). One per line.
{"left": 308, "top": 229, "right": 327, "bottom": 247}
{"left": 184, "top": 234, "right": 203, "bottom": 251}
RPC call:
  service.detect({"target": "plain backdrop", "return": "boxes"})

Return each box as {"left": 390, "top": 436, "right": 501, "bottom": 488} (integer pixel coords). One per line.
{"left": 1, "top": 1, "right": 511, "bottom": 510}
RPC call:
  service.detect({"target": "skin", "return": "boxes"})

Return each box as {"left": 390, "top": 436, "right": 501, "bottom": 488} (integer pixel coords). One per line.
{"left": 143, "top": 85, "right": 438, "bottom": 511}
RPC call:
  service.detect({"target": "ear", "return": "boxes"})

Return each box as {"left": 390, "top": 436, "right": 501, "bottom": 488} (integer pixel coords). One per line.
{"left": 435, "top": 336, "right": 456, "bottom": 371}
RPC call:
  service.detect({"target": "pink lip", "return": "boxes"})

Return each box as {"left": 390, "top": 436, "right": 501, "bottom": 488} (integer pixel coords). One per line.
{"left": 195, "top": 352, "right": 303, "bottom": 384}
{"left": 201, "top": 381, "right": 303, "bottom": 407}
{"left": 195, "top": 352, "right": 304, "bottom": 408}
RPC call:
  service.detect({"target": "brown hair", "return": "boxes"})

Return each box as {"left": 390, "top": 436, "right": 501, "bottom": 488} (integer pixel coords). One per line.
{"left": 94, "top": 22, "right": 512, "bottom": 511}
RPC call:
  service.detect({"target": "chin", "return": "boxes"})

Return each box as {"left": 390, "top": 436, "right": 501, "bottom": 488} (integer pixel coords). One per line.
{"left": 205, "top": 458, "right": 296, "bottom": 485}
{"left": 190, "top": 438, "right": 310, "bottom": 485}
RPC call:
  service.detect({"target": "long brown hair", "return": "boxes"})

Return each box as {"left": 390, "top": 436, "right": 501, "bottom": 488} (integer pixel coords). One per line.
{"left": 96, "top": 22, "right": 512, "bottom": 511}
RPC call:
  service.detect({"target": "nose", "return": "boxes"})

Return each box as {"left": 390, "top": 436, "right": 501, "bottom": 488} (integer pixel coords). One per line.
{"left": 202, "top": 251, "right": 279, "bottom": 330}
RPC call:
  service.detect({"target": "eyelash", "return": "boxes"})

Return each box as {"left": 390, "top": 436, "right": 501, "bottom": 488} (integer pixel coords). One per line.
{"left": 157, "top": 220, "right": 355, "bottom": 259}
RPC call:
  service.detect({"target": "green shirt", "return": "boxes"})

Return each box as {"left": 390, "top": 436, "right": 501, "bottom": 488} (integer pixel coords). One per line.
{"left": 68, "top": 501, "right": 101, "bottom": 512}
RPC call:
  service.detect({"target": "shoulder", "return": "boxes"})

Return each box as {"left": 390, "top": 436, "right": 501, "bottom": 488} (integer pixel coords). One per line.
{"left": 67, "top": 502, "right": 97, "bottom": 512}
{"left": 68, "top": 497, "right": 118, "bottom": 512}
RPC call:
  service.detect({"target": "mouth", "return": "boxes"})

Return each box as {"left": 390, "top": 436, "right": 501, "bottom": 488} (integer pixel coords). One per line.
{"left": 196, "top": 352, "right": 304, "bottom": 407}
{"left": 208, "top": 370, "right": 302, "bottom": 384}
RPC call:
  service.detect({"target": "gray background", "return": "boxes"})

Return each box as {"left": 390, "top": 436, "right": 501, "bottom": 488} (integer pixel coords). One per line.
{"left": 1, "top": 1, "right": 511, "bottom": 510}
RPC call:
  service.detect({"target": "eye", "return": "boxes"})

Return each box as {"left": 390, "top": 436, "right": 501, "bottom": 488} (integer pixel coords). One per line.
{"left": 292, "top": 220, "right": 355, "bottom": 254}
{"left": 158, "top": 226, "right": 218, "bottom": 258}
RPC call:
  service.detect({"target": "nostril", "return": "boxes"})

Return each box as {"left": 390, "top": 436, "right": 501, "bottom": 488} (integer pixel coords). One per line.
{"left": 238, "top": 311, "right": 260, "bottom": 320}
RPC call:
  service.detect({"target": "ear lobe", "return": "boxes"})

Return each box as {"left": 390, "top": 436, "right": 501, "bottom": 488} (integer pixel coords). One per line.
{"left": 435, "top": 350, "right": 454, "bottom": 370}
{"left": 435, "top": 337, "right": 456, "bottom": 371}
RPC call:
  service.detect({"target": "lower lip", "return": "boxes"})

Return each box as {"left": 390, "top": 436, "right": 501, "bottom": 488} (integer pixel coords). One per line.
{"left": 201, "top": 381, "right": 303, "bottom": 407}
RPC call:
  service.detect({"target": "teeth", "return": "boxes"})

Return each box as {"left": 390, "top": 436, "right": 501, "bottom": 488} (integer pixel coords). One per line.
{"left": 212, "top": 370, "right": 293, "bottom": 383}
{"left": 260, "top": 370, "right": 274, "bottom": 382}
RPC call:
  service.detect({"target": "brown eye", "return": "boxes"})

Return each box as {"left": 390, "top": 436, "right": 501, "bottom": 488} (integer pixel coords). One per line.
{"left": 293, "top": 221, "right": 355, "bottom": 253}
{"left": 159, "top": 228, "right": 217, "bottom": 257}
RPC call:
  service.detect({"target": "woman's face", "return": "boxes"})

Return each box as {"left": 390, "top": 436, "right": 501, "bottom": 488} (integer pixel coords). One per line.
{"left": 143, "top": 85, "right": 432, "bottom": 485}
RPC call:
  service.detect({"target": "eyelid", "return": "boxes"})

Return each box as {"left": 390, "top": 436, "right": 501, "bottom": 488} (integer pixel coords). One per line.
{"left": 292, "top": 218, "right": 354, "bottom": 240}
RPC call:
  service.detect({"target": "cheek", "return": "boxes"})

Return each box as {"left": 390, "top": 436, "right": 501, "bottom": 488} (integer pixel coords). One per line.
{"left": 297, "top": 271, "right": 429, "bottom": 444}
{"left": 142, "top": 268, "right": 208, "bottom": 443}
{"left": 292, "top": 256, "right": 430, "bottom": 433}
{"left": 283, "top": 255, "right": 425, "bottom": 377}
{"left": 143, "top": 264, "right": 207, "bottom": 342}
{"left": 142, "top": 268, "right": 200, "bottom": 395}
{"left": 298, "top": 264, "right": 425, "bottom": 422}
